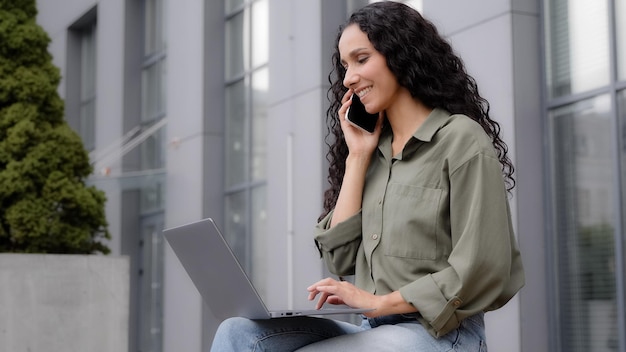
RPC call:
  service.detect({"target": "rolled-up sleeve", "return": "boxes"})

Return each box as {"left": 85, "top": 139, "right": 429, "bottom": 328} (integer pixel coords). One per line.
{"left": 314, "top": 210, "right": 363, "bottom": 277}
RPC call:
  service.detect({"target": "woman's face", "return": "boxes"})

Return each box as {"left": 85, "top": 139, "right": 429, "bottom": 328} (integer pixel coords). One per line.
{"left": 338, "top": 24, "right": 402, "bottom": 114}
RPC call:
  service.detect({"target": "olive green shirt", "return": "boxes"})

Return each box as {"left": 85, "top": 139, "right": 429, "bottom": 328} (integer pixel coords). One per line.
{"left": 314, "top": 108, "right": 525, "bottom": 338}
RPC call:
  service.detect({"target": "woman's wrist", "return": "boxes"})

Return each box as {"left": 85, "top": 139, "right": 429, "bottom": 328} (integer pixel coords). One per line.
{"left": 373, "top": 291, "right": 418, "bottom": 317}
{"left": 345, "top": 153, "right": 372, "bottom": 169}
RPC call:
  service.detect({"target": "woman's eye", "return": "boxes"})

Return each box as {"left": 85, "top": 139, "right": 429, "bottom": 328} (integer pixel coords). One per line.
{"left": 357, "top": 57, "right": 369, "bottom": 64}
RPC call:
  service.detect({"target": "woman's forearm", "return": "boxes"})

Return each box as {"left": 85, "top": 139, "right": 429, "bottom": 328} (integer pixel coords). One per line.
{"left": 368, "top": 291, "right": 418, "bottom": 317}
{"left": 330, "top": 154, "right": 372, "bottom": 228}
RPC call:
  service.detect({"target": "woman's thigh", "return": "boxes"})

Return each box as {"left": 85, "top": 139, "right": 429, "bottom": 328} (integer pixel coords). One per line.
{"left": 210, "top": 316, "right": 362, "bottom": 352}
{"left": 295, "top": 313, "right": 487, "bottom": 352}
{"left": 442, "top": 312, "right": 488, "bottom": 352}
{"left": 294, "top": 321, "right": 451, "bottom": 352}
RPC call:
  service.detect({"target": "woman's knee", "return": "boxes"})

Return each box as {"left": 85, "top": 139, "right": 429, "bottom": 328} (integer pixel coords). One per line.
{"left": 211, "top": 317, "right": 258, "bottom": 351}
{"left": 215, "top": 317, "right": 256, "bottom": 338}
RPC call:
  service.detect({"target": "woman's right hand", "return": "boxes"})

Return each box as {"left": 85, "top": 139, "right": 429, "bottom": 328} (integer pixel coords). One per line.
{"left": 329, "top": 91, "right": 383, "bottom": 228}
{"left": 338, "top": 90, "right": 383, "bottom": 157}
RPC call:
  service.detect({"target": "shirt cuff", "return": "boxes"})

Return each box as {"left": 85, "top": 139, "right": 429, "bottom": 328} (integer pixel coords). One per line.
{"left": 314, "top": 210, "right": 363, "bottom": 252}
{"left": 399, "top": 274, "right": 462, "bottom": 337}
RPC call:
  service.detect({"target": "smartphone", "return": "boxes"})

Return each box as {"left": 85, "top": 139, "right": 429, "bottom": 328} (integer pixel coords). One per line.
{"left": 345, "top": 94, "right": 378, "bottom": 133}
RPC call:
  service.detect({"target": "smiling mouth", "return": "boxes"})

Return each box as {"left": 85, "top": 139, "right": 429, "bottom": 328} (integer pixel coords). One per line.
{"left": 356, "top": 86, "right": 372, "bottom": 98}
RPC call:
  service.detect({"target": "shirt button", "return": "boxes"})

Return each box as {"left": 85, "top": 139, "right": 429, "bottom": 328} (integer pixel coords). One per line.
{"left": 452, "top": 300, "right": 461, "bottom": 307}
{"left": 372, "top": 234, "right": 379, "bottom": 240}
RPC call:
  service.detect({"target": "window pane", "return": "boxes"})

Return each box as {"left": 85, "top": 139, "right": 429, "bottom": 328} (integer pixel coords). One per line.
{"left": 140, "top": 126, "right": 165, "bottom": 170}
{"left": 145, "top": 0, "right": 166, "bottom": 55}
{"left": 225, "top": 11, "right": 246, "bottom": 80}
{"left": 80, "top": 24, "right": 96, "bottom": 151}
{"left": 549, "top": 95, "right": 618, "bottom": 352}
{"left": 225, "top": 191, "right": 249, "bottom": 272}
{"left": 251, "top": 0, "right": 268, "bottom": 68}
{"left": 251, "top": 67, "right": 268, "bottom": 181}
{"left": 142, "top": 59, "right": 167, "bottom": 121}
{"left": 544, "top": 0, "right": 610, "bottom": 98}
{"left": 80, "top": 24, "right": 96, "bottom": 99}
{"left": 80, "top": 99, "right": 96, "bottom": 151}
{"left": 617, "top": 0, "right": 626, "bottom": 80}
{"left": 140, "top": 180, "right": 165, "bottom": 213}
{"left": 225, "top": 0, "right": 244, "bottom": 14}
{"left": 225, "top": 80, "right": 248, "bottom": 187}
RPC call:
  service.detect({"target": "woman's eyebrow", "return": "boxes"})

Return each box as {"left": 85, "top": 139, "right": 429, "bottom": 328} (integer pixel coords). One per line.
{"left": 349, "top": 48, "right": 369, "bottom": 56}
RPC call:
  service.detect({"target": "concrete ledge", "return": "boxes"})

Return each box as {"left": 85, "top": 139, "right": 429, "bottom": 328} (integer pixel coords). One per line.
{"left": 0, "top": 254, "right": 129, "bottom": 352}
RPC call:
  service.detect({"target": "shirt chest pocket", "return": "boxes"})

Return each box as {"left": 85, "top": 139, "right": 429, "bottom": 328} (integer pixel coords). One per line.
{"left": 382, "top": 183, "right": 442, "bottom": 260}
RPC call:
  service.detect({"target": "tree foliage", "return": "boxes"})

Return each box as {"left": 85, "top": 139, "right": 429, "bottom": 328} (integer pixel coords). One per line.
{"left": 0, "top": 0, "right": 110, "bottom": 254}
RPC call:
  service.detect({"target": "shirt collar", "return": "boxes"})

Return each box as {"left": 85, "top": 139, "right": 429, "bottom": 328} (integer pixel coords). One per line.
{"left": 412, "top": 107, "right": 452, "bottom": 142}
{"left": 378, "top": 108, "right": 452, "bottom": 160}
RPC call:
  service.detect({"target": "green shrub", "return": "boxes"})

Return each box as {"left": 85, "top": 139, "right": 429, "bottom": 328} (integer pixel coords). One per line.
{"left": 0, "top": 0, "right": 110, "bottom": 254}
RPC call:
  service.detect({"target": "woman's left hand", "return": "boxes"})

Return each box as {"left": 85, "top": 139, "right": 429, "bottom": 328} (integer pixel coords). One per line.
{"left": 307, "top": 277, "right": 379, "bottom": 317}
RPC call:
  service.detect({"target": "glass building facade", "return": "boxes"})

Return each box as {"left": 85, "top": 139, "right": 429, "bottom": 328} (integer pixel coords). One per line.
{"left": 544, "top": 0, "right": 625, "bottom": 351}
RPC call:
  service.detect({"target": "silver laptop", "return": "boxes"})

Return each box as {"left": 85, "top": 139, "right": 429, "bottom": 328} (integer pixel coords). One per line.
{"left": 163, "top": 217, "right": 372, "bottom": 320}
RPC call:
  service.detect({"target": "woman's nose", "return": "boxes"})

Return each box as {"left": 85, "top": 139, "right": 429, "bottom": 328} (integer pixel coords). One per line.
{"left": 343, "top": 67, "right": 358, "bottom": 88}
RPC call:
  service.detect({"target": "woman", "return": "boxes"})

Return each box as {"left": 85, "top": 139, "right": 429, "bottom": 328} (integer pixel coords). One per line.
{"left": 211, "top": 2, "right": 524, "bottom": 351}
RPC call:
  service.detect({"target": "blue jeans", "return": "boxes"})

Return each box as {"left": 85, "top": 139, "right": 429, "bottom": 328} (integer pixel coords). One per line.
{"left": 210, "top": 312, "right": 487, "bottom": 351}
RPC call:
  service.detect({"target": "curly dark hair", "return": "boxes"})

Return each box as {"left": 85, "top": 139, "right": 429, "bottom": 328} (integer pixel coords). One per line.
{"left": 319, "top": 1, "right": 515, "bottom": 221}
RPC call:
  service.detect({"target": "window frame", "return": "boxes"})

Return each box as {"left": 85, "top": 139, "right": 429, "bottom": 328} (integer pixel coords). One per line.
{"left": 542, "top": 0, "right": 626, "bottom": 351}
{"left": 223, "top": 0, "right": 269, "bottom": 286}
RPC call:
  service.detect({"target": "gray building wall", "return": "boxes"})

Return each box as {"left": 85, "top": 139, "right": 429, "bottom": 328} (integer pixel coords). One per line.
{"left": 162, "top": 0, "right": 213, "bottom": 350}
{"left": 34, "top": 0, "right": 543, "bottom": 351}
{"left": 0, "top": 254, "right": 129, "bottom": 352}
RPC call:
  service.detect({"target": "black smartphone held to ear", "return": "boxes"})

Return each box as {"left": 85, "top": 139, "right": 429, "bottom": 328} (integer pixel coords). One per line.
{"left": 345, "top": 94, "right": 378, "bottom": 134}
